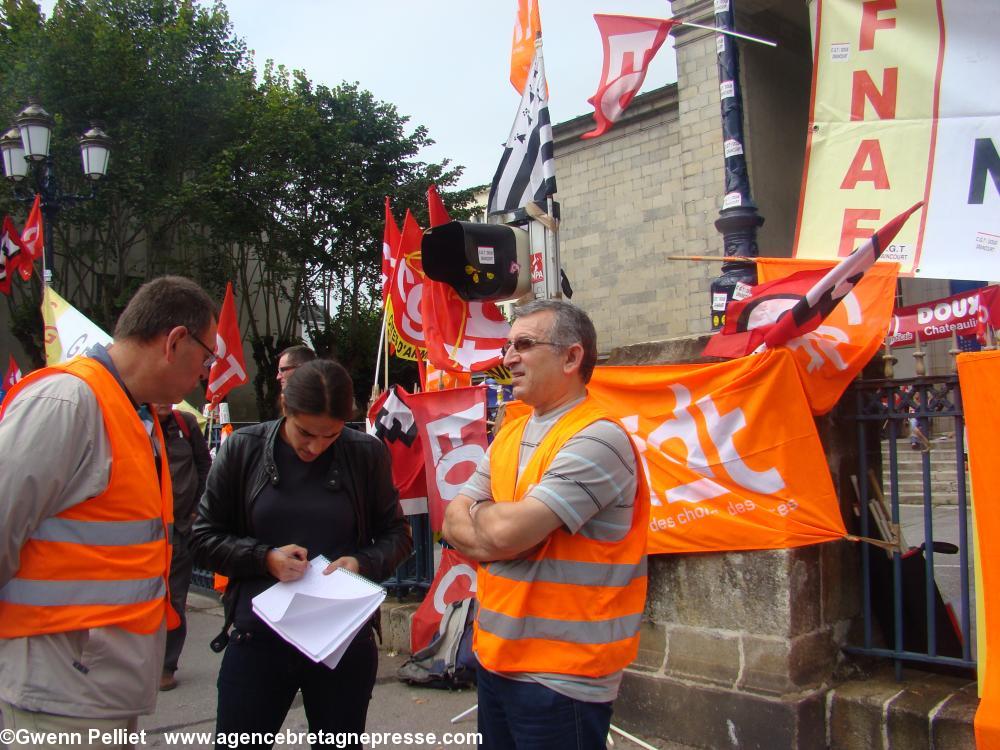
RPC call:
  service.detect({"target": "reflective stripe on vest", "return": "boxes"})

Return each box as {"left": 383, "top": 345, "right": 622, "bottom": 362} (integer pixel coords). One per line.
{"left": 477, "top": 609, "right": 643, "bottom": 645}
{"left": 31, "top": 517, "right": 166, "bottom": 546}
{"left": 473, "top": 396, "right": 650, "bottom": 677}
{"left": 0, "top": 356, "right": 177, "bottom": 637}
{"left": 0, "top": 577, "right": 166, "bottom": 606}
{"left": 484, "top": 556, "right": 647, "bottom": 587}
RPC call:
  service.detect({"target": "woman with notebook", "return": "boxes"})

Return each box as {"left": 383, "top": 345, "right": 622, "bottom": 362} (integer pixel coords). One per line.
{"left": 191, "top": 359, "right": 412, "bottom": 749}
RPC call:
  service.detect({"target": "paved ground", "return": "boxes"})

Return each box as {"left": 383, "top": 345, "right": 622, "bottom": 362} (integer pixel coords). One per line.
{"left": 0, "top": 591, "right": 662, "bottom": 750}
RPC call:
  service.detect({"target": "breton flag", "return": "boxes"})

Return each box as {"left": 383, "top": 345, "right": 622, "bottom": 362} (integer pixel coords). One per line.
{"left": 488, "top": 36, "right": 556, "bottom": 215}
{"left": 704, "top": 202, "right": 923, "bottom": 359}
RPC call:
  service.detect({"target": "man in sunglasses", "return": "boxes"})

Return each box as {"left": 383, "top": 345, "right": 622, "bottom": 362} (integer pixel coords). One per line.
{"left": 276, "top": 344, "right": 316, "bottom": 392}
{"left": 443, "top": 299, "right": 649, "bottom": 750}
{"left": 0, "top": 276, "right": 218, "bottom": 744}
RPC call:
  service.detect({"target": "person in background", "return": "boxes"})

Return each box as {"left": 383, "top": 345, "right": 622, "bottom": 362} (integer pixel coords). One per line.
{"left": 443, "top": 299, "right": 649, "bottom": 750}
{"left": 191, "top": 359, "right": 412, "bottom": 750}
{"left": 150, "top": 403, "right": 212, "bottom": 692}
{"left": 276, "top": 345, "right": 316, "bottom": 392}
{"left": 0, "top": 276, "right": 217, "bottom": 748}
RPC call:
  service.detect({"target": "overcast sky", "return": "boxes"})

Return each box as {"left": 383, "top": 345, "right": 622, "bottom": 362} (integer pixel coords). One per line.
{"left": 190, "top": 1, "right": 678, "bottom": 190}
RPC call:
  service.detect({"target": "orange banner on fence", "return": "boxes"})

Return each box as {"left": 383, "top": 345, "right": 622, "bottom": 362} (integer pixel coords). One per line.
{"left": 956, "top": 350, "right": 1000, "bottom": 749}
{"left": 756, "top": 259, "right": 898, "bottom": 414}
{"left": 585, "top": 349, "right": 846, "bottom": 555}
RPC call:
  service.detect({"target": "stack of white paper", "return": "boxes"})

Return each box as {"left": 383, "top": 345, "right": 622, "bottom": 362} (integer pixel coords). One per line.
{"left": 252, "top": 555, "right": 386, "bottom": 668}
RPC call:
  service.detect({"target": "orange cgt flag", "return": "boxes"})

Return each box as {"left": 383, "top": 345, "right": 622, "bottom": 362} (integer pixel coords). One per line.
{"left": 956, "top": 350, "right": 1000, "bottom": 748}
{"left": 510, "top": 0, "right": 541, "bottom": 93}
{"left": 587, "top": 350, "right": 846, "bottom": 555}
{"left": 755, "top": 259, "right": 898, "bottom": 415}
{"left": 205, "top": 282, "right": 248, "bottom": 405}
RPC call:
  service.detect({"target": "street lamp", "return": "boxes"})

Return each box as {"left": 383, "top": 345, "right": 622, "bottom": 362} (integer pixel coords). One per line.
{"left": 0, "top": 100, "right": 113, "bottom": 283}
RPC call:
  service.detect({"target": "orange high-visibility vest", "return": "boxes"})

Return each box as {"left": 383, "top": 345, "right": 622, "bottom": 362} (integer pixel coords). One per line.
{"left": 474, "top": 396, "right": 650, "bottom": 677}
{"left": 0, "top": 356, "right": 179, "bottom": 637}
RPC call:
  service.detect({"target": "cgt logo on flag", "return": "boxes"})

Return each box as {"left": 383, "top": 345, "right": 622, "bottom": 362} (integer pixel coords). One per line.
{"left": 206, "top": 282, "right": 248, "bottom": 405}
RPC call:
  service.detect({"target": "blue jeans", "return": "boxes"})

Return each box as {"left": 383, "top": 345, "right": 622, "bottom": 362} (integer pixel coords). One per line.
{"left": 476, "top": 664, "right": 613, "bottom": 750}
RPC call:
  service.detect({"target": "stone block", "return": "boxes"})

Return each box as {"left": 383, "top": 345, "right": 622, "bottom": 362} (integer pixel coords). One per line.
{"left": 821, "top": 540, "right": 861, "bottom": 625}
{"left": 665, "top": 625, "right": 740, "bottom": 686}
{"left": 739, "top": 628, "right": 838, "bottom": 695}
{"left": 616, "top": 670, "right": 826, "bottom": 750}
{"left": 379, "top": 602, "right": 418, "bottom": 654}
{"left": 828, "top": 676, "right": 902, "bottom": 750}
{"left": 931, "top": 686, "right": 978, "bottom": 750}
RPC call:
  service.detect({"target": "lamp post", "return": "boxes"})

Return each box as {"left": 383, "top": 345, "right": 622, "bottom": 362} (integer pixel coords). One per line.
{"left": 1, "top": 100, "right": 112, "bottom": 284}
{"left": 708, "top": 0, "right": 763, "bottom": 330}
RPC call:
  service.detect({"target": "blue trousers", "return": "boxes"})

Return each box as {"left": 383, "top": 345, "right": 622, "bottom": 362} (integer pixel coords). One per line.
{"left": 215, "top": 626, "right": 377, "bottom": 750}
{"left": 476, "top": 664, "right": 613, "bottom": 750}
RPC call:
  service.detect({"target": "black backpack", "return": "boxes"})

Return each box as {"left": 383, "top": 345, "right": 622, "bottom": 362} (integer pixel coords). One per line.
{"left": 397, "top": 597, "right": 477, "bottom": 690}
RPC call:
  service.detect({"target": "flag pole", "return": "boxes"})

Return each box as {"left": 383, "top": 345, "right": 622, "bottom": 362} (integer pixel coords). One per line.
{"left": 677, "top": 21, "right": 777, "bottom": 47}
{"left": 373, "top": 306, "right": 387, "bottom": 396}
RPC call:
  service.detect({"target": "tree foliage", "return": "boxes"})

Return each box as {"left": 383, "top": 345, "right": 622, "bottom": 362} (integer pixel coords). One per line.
{"left": 0, "top": 0, "right": 477, "bottom": 416}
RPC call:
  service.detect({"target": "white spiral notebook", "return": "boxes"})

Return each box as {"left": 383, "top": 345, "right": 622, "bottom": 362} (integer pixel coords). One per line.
{"left": 251, "top": 555, "right": 386, "bottom": 669}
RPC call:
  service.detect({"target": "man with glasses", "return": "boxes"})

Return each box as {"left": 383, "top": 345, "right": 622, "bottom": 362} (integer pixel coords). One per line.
{"left": 443, "top": 299, "right": 649, "bottom": 750}
{"left": 276, "top": 344, "right": 316, "bottom": 392}
{"left": 0, "top": 276, "right": 217, "bottom": 746}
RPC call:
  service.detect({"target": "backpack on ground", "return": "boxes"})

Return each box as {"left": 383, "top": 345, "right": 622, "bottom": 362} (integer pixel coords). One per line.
{"left": 397, "top": 597, "right": 477, "bottom": 690}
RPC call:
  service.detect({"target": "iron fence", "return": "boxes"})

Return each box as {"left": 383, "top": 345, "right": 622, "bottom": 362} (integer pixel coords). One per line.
{"left": 844, "top": 375, "right": 976, "bottom": 679}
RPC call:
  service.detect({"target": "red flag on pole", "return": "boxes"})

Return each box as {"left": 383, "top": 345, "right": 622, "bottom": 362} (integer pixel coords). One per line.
{"left": 388, "top": 211, "right": 426, "bottom": 351}
{"left": 366, "top": 386, "right": 428, "bottom": 516}
{"left": 420, "top": 186, "right": 509, "bottom": 374}
{"left": 510, "top": 0, "right": 542, "bottom": 94}
{"left": 3, "top": 355, "right": 22, "bottom": 390}
{"left": 382, "top": 197, "right": 400, "bottom": 310}
{"left": 582, "top": 15, "right": 676, "bottom": 140}
{"left": 206, "top": 282, "right": 248, "bottom": 405}
{"left": 20, "top": 195, "right": 43, "bottom": 271}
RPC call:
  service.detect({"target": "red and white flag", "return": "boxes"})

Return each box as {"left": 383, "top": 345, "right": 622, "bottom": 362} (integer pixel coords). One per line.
{"left": 367, "top": 386, "right": 428, "bottom": 516}
{"left": 410, "top": 548, "right": 477, "bottom": 653}
{"left": 387, "top": 210, "right": 426, "bottom": 353}
{"left": 510, "top": 0, "right": 542, "bottom": 93}
{"left": 206, "top": 282, "right": 248, "bottom": 405}
{"left": 381, "top": 197, "right": 400, "bottom": 309}
{"left": 705, "top": 202, "right": 923, "bottom": 360}
{"left": 3, "top": 355, "right": 22, "bottom": 390}
{"left": 420, "top": 186, "right": 509, "bottom": 373}
{"left": 19, "top": 195, "right": 43, "bottom": 280}
{"left": 407, "top": 386, "right": 489, "bottom": 532}
{"left": 582, "top": 15, "right": 676, "bottom": 140}
{"left": 0, "top": 216, "right": 27, "bottom": 295}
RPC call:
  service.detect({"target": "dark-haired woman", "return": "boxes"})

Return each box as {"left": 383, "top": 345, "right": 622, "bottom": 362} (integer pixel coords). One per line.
{"left": 191, "top": 360, "right": 411, "bottom": 750}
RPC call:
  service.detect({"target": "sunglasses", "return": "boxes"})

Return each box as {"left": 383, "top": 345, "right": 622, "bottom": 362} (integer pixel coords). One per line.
{"left": 186, "top": 328, "right": 219, "bottom": 369}
{"left": 500, "top": 337, "right": 563, "bottom": 357}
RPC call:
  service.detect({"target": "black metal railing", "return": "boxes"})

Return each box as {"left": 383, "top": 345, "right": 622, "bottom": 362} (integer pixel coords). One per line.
{"left": 844, "top": 375, "right": 976, "bottom": 678}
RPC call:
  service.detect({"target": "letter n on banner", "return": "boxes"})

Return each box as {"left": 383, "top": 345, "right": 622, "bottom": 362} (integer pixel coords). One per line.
{"left": 407, "top": 386, "right": 489, "bottom": 531}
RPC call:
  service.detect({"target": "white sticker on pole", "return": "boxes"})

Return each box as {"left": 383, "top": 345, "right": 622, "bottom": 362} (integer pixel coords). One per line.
{"left": 720, "top": 81, "right": 735, "bottom": 99}
{"left": 478, "top": 246, "right": 495, "bottom": 265}
{"left": 722, "top": 192, "right": 742, "bottom": 209}
{"left": 724, "top": 139, "right": 744, "bottom": 158}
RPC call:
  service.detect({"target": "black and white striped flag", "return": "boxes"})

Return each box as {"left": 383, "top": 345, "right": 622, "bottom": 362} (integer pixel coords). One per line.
{"left": 488, "top": 37, "right": 556, "bottom": 215}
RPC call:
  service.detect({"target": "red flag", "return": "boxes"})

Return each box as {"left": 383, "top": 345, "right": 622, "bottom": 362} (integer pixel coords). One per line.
{"left": 407, "top": 386, "right": 488, "bottom": 532}
{"left": 421, "top": 186, "right": 510, "bottom": 373}
{"left": 0, "top": 216, "right": 27, "bottom": 295}
{"left": 510, "top": 0, "right": 542, "bottom": 93}
{"left": 20, "top": 195, "right": 43, "bottom": 263}
{"left": 3, "top": 355, "right": 22, "bottom": 390}
{"left": 410, "top": 548, "right": 477, "bottom": 653}
{"left": 367, "top": 387, "right": 428, "bottom": 516}
{"left": 205, "top": 282, "right": 248, "bottom": 405}
{"left": 705, "top": 202, "right": 922, "bottom": 359}
{"left": 381, "top": 197, "right": 400, "bottom": 309}
{"left": 387, "top": 210, "right": 426, "bottom": 351}
{"left": 582, "top": 15, "right": 676, "bottom": 140}
{"left": 888, "top": 286, "right": 999, "bottom": 348}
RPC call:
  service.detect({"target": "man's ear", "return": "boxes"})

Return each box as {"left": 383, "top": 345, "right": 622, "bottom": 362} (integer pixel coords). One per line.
{"left": 563, "top": 342, "right": 584, "bottom": 375}
{"left": 163, "top": 326, "right": 187, "bottom": 362}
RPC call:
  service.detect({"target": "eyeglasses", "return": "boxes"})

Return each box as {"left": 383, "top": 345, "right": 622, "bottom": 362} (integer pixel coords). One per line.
{"left": 500, "top": 337, "right": 563, "bottom": 357}
{"left": 186, "top": 328, "right": 218, "bottom": 369}
{"left": 278, "top": 364, "right": 299, "bottom": 375}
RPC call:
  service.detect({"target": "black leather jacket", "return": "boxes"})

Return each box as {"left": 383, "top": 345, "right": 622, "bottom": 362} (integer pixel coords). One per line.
{"left": 191, "top": 419, "right": 412, "bottom": 620}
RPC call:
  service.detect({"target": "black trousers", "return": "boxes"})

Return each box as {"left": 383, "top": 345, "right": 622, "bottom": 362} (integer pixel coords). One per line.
{"left": 164, "top": 533, "right": 193, "bottom": 674}
{"left": 215, "top": 626, "right": 378, "bottom": 750}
